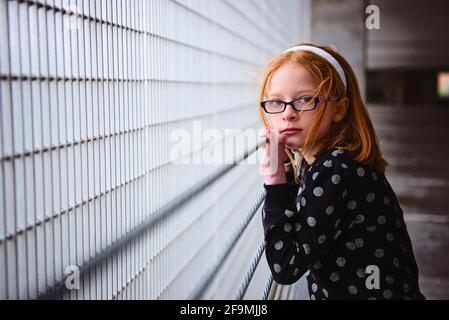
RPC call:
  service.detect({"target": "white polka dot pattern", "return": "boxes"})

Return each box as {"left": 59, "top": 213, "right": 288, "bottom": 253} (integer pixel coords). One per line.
{"left": 307, "top": 217, "right": 316, "bottom": 227}
{"left": 332, "top": 175, "right": 341, "bottom": 185}
{"left": 330, "top": 272, "right": 340, "bottom": 282}
{"left": 348, "top": 285, "right": 358, "bottom": 295}
{"left": 386, "top": 275, "right": 394, "bottom": 284}
{"left": 274, "top": 240, "right": 283, "bottom": 250}
{"left": 284, "top": 223, "right": 293, "bottom": 232}
{"left": 318, "top": 235, "right": 326, "bottom": 244}
{"left": 289, "top": 255, "right": 296, "bottom": 265}
{"left": 261, "top": 147, "right": 424, "bottom": 300}
{"left": 383, "top": 290, "right": 393, "bottom": 299}
{"left": 357, "top": 167, "right": 365, "bottom": 177}
{"left": 284, "top": 209, "right": 295, "bottom": 218}
{"left": 346, "top": 242, "right": 356, "bottom": 251}
{"left": 356, "top": 268, "right": 366, "bottom": 278}
{"left": 313, "top": 187, "right": 324, "bottom": 197}
{"left": 273, "top": 264, "right": 281, "bottom": 273}
{"left": 355, "top": 238, "right": 364, "bottom": 248}
{"left": 347, "top": 201, "right": 357, "bottom": 210}
{"left": 375, "top": 249, "right": 385, "bottom": 258}
{"left": 336, "top": 257, "right": 346, "bottom": 267}
{"left": 303, "top": 244, "right": 311, "bottom": 255}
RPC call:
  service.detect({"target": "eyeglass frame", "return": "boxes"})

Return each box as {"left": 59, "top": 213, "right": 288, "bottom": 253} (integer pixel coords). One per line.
{"left": 260, "top": 96, "right": 340, "bottom": 114}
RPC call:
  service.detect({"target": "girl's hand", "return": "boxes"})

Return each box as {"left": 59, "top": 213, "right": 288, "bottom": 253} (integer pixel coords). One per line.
{"left": 259, "top": 128, "right": 289, "bottom": 185}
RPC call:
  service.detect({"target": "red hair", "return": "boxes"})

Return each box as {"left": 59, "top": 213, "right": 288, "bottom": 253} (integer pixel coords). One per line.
{"left": 258, "top": 43, "right": 388, "bottom": 183}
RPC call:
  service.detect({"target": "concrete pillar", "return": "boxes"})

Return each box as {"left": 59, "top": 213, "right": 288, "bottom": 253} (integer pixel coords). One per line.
{"left": 311, "top": 0, "right": 366, "bottom": 99}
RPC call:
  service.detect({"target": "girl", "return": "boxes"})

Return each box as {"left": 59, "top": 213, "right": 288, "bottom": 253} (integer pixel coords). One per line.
{"left": 258, "top": 43, "right": 426, "bottom": 300}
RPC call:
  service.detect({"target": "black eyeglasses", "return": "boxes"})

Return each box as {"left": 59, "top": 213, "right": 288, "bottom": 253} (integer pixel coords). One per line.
{"left": 260, "top": 96, "right": 340, "bottom": 114}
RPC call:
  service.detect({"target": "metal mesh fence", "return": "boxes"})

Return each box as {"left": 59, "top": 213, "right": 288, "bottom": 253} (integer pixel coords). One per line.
{"left": 0, "top": 0, "right": 310, "bottom": 299}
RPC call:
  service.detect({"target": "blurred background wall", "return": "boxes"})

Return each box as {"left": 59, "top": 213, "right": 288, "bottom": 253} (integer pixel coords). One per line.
{"left": 311, "top": 0, "right": 367, "bottom": 99}
{"left": 311, "top": 0, "right": 449, "bottom": 299}
{"left": 366, "top": 0, "right": 449, "bottom": 107}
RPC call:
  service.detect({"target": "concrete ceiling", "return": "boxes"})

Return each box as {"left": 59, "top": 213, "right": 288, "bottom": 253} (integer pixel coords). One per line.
{"left": 366, "top": 0, "right": 449, "bottom": 70}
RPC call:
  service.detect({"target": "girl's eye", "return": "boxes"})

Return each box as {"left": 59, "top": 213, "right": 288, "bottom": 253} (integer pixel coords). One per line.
{"left": 299, "top": 96, "right": 313, "bottom": 103}
{"left": 293, "top": 97, "right": 314, "bottom": 108}
{"left": 268, "top": 101, "right": 284, "bottom": 106}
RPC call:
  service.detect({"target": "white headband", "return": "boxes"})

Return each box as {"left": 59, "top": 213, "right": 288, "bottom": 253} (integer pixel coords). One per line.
{"left": 283, "top": 45, "right": 347, "bottom": 91}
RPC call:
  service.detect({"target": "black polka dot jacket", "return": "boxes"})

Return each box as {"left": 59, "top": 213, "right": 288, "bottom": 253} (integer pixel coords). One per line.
{"left": 262, "top": 147, "right": 426, "bottom": 300}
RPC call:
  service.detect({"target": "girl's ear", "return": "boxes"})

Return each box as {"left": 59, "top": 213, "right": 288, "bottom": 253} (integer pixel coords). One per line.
{"left": 333, "top": 98, "right": 349, "bottom": 123}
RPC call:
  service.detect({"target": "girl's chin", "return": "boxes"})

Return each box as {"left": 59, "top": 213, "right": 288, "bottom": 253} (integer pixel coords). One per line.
{"left": 285, "top": 136, "right": 303, "bottom": 149}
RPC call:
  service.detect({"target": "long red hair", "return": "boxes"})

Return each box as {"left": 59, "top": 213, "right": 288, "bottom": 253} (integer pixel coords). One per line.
{"left": 258, "top": 43, "right": 388, "bottom": 183}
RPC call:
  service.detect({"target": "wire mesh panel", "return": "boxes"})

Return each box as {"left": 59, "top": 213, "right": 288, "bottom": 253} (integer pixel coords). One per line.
{"left": 0, "top": 0, "right": 310, "bottom": 300}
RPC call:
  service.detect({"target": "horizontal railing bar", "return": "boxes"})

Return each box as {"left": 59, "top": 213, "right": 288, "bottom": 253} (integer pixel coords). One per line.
{"left": 0, "top": 120, "right": 259, "bottom": 244}
{"left": 262, "top": 274, "right": 273, "bottom": 300}
{"left": 113, "top": 168, "right": 258, "bottom": 300}
{"left": 6, "top": 0, "right": 263, "bottom": 68}
{"left": 0, "top": 74, "right": 254, "bottom": 85}
{"left": 0, "top": 104, "right": 255, "bottom": 163}
{"left": 235, "top": 239, "right": 266, "bottom": 300}
{"left": 38, "top": 137, "right": 267, "bottom": 299}
{"left": 187, "top": 189, "right": 266, "bottom": 300}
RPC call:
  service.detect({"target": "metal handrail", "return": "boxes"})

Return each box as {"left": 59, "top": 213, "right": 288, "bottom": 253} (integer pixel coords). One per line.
{"left": 261, "top": 274, "right": 273, "bottom": 300}
{"left": 235, "top": 239, "right": 266, "bottom": 300}
{"left": 38, "top": 137, "right": 267, "bottom": 299}
{"left": 187, "top": 190, "right": 266, "bottom": 300}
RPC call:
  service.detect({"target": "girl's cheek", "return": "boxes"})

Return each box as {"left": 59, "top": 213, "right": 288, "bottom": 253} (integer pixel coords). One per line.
{"left": 268, "top": 116, "right": 282, "bottom": 130}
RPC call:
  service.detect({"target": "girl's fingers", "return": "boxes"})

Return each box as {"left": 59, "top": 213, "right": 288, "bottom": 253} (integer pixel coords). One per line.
{"left": 264, "top": 137, "right": 270, "bottom": 157}
{"left": 260, "top": 127, "right": 288, "bottom": 168}
{"left": 276, "top": 129, "right": 288, "bottom": 145}
{"left": 260, "top": 128, "right": 270, "bottom": 151}
{"left": 258, "top": 128, "right": 268, "bottom": 143}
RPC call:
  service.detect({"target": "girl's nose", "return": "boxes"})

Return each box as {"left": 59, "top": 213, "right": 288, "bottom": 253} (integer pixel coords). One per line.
{"left": 282, "top": 104, "right": 299, "bottom": 120}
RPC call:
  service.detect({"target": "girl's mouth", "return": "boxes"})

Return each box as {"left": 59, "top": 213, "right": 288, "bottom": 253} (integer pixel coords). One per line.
{"left": 281, "top": 128, "right": 302, "bottom": 135}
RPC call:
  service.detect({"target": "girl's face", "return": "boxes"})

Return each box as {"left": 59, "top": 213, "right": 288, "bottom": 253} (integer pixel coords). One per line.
{"left": 265, "top": 62, "right": 343, "bottom": 150}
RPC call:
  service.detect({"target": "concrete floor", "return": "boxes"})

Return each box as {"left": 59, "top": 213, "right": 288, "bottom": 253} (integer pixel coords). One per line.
{"left": 369, "top": 104, "right": 449, "bottom": 300}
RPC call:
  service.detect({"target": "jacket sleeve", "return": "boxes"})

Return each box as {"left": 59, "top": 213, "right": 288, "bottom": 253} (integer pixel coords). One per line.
{"left": 262, "top": 157, "right": 350, "bottom": 285}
